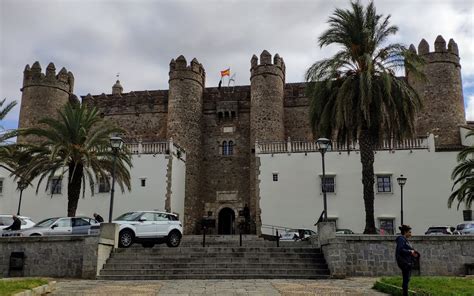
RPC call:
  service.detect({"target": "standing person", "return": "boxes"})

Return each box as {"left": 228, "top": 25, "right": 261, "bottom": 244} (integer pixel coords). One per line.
{"left": 395, "top": 225, "right": 419, "bottom": 296}
{"left": 93, "top": 213, "right": 104, "bottom": 223}
{"left": 4, "top": 215, "right": 21, "bottom": 231}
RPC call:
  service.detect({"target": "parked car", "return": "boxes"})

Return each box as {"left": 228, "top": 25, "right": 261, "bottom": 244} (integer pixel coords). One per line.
{"left": 280, "top": 228, "right": 316, "bottom": 241}
{"left": 424, "top": 226, "right": 456, "bottom": 235}
{"left": 456, "top": 221, "right": 474, "bottom": 235}
{"left": 18, "top": 216, "right": 99, "bottom": 236}
{"left": 0, "top": 214, "right": 35, "bottom": 232}
{"left": 336, "top": 228, "right": 355, "bottom": 234}
{"left": 112, "top": 211, "right": 183, "bottom": 248}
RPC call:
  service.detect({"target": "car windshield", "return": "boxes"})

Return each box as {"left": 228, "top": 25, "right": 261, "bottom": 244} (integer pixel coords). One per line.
{"left": 115, "top": 212, "right": 142, "bottom": 221}
{"left": 457, "top": 224, "right": 466, "bottom": 230}
{"left": 34, "top": 218, "right": 57, "bottom": 227}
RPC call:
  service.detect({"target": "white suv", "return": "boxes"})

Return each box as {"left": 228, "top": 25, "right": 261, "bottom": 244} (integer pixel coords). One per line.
{"left": 0, "top": 214, "right": 35, "bottom": 232}
{"left": 113, "top": 211, "right": 183, "bottom": 248}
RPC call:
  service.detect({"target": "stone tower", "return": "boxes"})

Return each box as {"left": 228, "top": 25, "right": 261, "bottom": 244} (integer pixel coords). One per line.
{"left": 408, "top": 36, "right": 465, "bottom": 147}
{"left": 167, "top": 56, "right": 205, "bottom": 234}
{"left": 18, "top": 61, "right": 74, "bottom": 144}
{"left": 250, "top": 50, "right": 286, "bottom": 143}
{"left": 249, "top": 51, "right": 285, "bottom": 234}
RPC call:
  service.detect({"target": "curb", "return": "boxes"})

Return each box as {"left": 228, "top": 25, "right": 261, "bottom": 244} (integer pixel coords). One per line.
{"left": 13, "top": 281, "right": 56, "bottom": 296}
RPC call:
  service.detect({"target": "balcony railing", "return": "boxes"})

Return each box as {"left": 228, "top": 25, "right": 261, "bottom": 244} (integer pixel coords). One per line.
{"left": 256, "top": 136, "right": 430, "bottom": 154}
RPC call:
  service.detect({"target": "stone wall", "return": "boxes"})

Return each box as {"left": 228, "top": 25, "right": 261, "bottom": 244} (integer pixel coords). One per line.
{"left": 0, "top": 236, "right": 99, "bottom": 279}
{"left": 321, "top": 235, "right": 474, "bottom": 278}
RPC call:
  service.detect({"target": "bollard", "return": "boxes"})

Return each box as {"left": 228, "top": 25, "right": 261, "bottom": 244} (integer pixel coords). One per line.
{"left": 239, "top": 231, "right": 242, "bottom": 247}
{"left": 276, "top": 229, "right": 280, "bottom": 247}
{"left": 202, "top": 227, "right": 206, "bottom": 247}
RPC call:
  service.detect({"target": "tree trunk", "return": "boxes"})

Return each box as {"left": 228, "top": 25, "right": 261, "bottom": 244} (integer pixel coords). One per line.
{"left": 359, "top": 130, "right": 376, "bottom": 234}
{"left": 67, "top": 162, "right": 83, "bottom": 217}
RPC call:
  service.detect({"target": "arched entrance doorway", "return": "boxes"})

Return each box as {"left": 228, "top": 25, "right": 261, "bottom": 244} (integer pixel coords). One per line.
{"left": 218, "top": 207, "right": 235, "bottom": 234}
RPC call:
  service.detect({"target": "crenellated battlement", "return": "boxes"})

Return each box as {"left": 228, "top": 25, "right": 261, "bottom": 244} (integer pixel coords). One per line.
{"left": 22, "top": 61, "right": 74, "bottom": 93}
{"left": 410, "top": 36, "right": 460, "bottom": 66}
{"left": 169, "top": 56, "right": 206, "bottom": 87}
{"left": 250, "top": 50, "right": 285, "bottom": 82}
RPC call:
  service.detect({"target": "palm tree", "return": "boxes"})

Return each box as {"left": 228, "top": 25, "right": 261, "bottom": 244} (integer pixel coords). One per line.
{"left": 15, "top": 102, "right": 132, "bottom": 216}
{"left": 0, "top": 98, "right": 18, "bottom": 144}
{"left": 305, "top": 1, "right": 423, "bottom": 233}
{"left": 449, "top": 131, "right": 474, "bottom": 209}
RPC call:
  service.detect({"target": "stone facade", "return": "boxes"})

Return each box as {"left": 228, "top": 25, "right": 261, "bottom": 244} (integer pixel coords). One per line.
{"left": 408, "top": 36, "right": 465, "bottom": 148}
{"left": 320, "top": 235, "right": 474, "bottom": 277}
{"left": 18, "top": 36, "right": 466, "bottom": 234}
{"left": 0, "top": 236, "right": 98, "bottom": 278}
{"left": 18, "top": 62, "right": 75, "bottom": 144}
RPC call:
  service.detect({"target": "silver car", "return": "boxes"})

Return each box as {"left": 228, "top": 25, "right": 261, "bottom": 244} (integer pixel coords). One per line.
{"left": 456, "top": 221, "right": 474, "bottom": 235}
{"left": 19, "top": 217, "right": 99, "bottom": 236}
{"left": 0, "top": 214, "right": 36, "bottom": 231}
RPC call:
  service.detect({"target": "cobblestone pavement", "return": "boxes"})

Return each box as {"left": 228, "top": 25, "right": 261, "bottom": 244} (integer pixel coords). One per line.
{"left": 49, "top": 278, "right": 387, "bottom": 295}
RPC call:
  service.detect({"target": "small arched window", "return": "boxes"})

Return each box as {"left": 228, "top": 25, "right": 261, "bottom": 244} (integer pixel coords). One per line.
{"left": 228, "top": 141, "right": 234, "bottom": 155}
{"left": 222, "top": 141, "right": 228, "bottom": 155}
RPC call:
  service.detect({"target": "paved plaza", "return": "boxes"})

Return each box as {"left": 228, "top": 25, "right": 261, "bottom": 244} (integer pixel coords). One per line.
{"left": 49, "top": 278, "right": 387, "bottom": 295}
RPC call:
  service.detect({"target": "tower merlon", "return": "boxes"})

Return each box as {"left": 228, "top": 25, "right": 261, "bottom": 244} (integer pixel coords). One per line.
{"left": 250, "top": 50, "right": 285, "bottom": 82}
{"left": 169, "top": 55, "right": 205, "bottom": 87}
{"left": 416, "top": 37, "right": 460, "bottom": 66}
{"left": 22, "top": 61, "right": 74, "bottom": 94}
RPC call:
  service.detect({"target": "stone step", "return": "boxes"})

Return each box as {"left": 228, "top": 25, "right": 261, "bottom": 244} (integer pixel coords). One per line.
{"left": 109, "top": 253, "right": 324, "bottom": 261}
{"left": 102, "top": 262, "right": 329, "bottom": 270}
{"left": 97, "top": 274, "right": 331, "bottom": 280}
{"left": 118, "top": 247, "right": 321, "bottom": 254}
{"left": 106, "top": 257, "right": 326, "bottom": 264}
{"left": 99, "top": 268, "right": 330, "bottom": 276}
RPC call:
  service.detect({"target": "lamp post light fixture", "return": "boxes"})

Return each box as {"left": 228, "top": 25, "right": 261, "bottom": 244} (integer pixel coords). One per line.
{"left": 316, "top": 137, "right": 331, "bottom": 222}
{"left": 16, "top": 179, "right": 29, "bottom": 215}
{"left": 397, "top": 174, "right": 407, "bottom": 225}
{"left": 108, "top": 136, "right": 124, "bottom": 223}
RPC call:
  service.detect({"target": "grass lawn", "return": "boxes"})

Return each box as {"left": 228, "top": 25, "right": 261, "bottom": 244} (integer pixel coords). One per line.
{"left": 374, "top": 276, "right": 474, "bottom": 296}
{"left": 0, "top": 278, "right": 48, "bottom": 296}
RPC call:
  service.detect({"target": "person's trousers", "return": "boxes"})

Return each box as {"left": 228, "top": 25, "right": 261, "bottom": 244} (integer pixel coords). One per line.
{"left": 401, "top": 267, "right": 412, "bottom": 296}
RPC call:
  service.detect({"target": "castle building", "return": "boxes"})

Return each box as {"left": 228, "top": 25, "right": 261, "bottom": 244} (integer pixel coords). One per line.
{"left": 1, "top": 35, "right": 470, "bottom": 235}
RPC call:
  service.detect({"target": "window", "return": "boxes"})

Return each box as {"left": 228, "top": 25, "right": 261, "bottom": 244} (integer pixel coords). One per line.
{"left": 140, "top": 178, "right": 146, "bottom": 187}
{"left": 222, "top": 140, "right": 234, "bottom": 156}
{"left": 98, "top": 177, "right": 110, "bottom": 193}
{"left": 0, "top": 178, "right": 3, "bottom": 195}
{"left": 376, "top": 175, "right": 392, "bottom": 193}
{"left": 379, "top": 218, "right": 395, "bottom": 235}
{"left": 272, "top": 173, "right": 278, "bottom": 182}
{"left": 55, "top": 218, "right": 71, "bottom": 227}
{"left": 320, "top": 176, "right": 335, "bottom": 193}
{"left": 72, "top": 218, "right": 90, "bottom": 227}
{"left": 50, "top": 177, "right": 62, "bottom": 194}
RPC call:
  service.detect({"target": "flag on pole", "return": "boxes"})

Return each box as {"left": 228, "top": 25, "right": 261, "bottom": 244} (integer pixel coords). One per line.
{"left": 220, "top": 68, "right": 230, "bottom": 77}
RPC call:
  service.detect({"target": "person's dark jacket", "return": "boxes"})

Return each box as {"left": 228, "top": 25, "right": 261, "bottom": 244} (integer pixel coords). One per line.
{"left": 4, "top": 217, "right": 21, "bottom": 231}
{"left": 395, "top": 235, "right": 416, "bottom": 269}
{"left": 95, "top": 214, "right": 104, "bottom": 223}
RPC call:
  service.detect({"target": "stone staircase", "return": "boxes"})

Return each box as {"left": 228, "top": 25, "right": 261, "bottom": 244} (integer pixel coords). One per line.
{"left": 97, "top": 235, "right": 330, "bottom": 280}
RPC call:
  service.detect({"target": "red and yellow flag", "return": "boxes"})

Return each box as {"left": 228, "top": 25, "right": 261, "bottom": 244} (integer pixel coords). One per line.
{"left": 220, "top": 68, "right": 230, "bottom": 77}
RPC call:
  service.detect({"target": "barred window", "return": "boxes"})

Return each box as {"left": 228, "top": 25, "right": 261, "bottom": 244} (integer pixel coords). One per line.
{"left": 98, "top": 177, "right": 110, "bottom": 193}
{"left": 222, "top": 140, "right": 234, "bottom": 156}
{"left": 320, "top": 176, "right": 335, "bottom": 193}
{"left": 272, "top": 173, "right": 278, "bottom": 182}
{"left": 377, "top": 175, "right": 392, "bottom": 193}
{"left": 50, "top": 177, "right": 62, "bottom": 194}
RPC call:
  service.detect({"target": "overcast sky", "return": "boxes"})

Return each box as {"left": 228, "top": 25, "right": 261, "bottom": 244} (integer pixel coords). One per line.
{"left": 1, "top": 0, "right": 473, "bottom": 131}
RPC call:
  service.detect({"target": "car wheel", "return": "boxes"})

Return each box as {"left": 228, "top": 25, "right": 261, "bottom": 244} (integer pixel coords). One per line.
{"left": 119, "top": 229, "right": 134, "bottom": 248}
{"left": 166, "top": 230, "right": 181, "bottom": 247}
{"left": 142, "top": 242, "right": 155, "bottom": 248}
{"left": 30, "top": 233, "right": 41, "bottom": 236}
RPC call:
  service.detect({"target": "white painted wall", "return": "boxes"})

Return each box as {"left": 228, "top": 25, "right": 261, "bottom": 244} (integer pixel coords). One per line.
{"left": 259, "top": 147, "right": 464, "bottom": 235}
{"left": 0, "top": 154, "right": 171, "bottom": 222}
{"left": 170, "top": 149, "right": 186, "bottom": 220}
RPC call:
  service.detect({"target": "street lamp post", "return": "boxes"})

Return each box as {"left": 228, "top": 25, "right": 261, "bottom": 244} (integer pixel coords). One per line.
{"left": 108, "top": 136, "right": 124, "bottom": 223}
{"left": 16, "top": 179, "right": 29, "bottom": 215}
{"left": 397, "top": 174, "right": 407, "bottom": 225}
{"left": 316, "top": 138, "right": 331, "bottom": 222}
